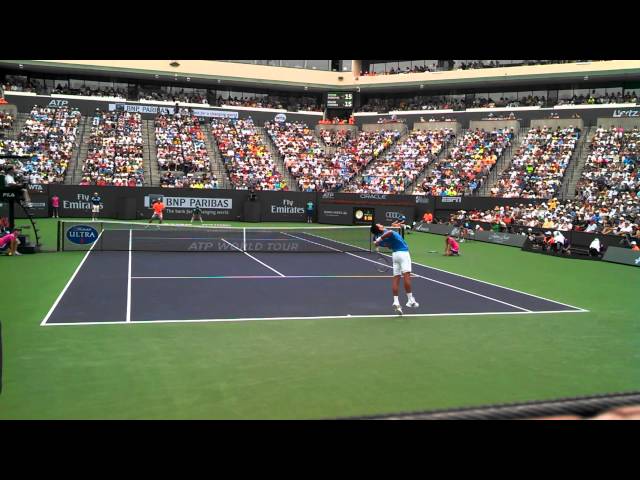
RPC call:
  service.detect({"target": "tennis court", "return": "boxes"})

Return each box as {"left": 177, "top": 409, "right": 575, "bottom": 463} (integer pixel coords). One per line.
{"left": 42, "top": 222, "right": 586, "bottom": 326}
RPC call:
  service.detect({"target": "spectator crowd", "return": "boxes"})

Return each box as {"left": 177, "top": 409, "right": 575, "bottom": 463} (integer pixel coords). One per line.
{"left": 211, "top": 117, "right": 284, "bottom": 190}
{"left": 80, "top": 110, "right": 144, "bottom": 187}
{"left": 0, "top": 111, "right": 13, "bottom": 134}
{"left": 0, "top": 106, "right": 80, "bottom": 184}
{"left": 141, "top": 88, "right": 208, "bottom": 104}
{"left": 419, "top": 128, "right": 513, "bottom": 196}
{"left": 155, "top": 108, "right": 215, "bottom": 188}
{"left": 343, "top": 129, "right": 455, "bottom": 194}
{"left": 266, "top": 121, "right": 400, "bottom": 192}
{"left": 491, "top": 126, "right": 580, "bottom": 198}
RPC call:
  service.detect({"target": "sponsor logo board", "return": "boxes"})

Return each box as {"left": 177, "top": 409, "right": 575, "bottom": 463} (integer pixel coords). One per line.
{"left": 66, "top": 225, "right": 99, "bottom": 245}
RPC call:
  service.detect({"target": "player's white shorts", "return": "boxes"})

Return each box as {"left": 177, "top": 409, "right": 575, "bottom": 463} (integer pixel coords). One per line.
{"left": 152, "top": 212, "right": 163, "bottom": 219}
{"left": 91, "top": 205, "right": 100, "bottom": 213}
{"left": 392, "top": 250, "right": 412, "bottom": 276}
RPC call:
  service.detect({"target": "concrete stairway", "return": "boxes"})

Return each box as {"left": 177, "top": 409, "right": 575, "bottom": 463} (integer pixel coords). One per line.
{"left": 259, "top": 126, "right": 299, "bottom": 191}
{"left": 340, "top": 131, "right": 409, "bottom": 192}
{"left": 406, "top": 137, "right": 455, "bottom": 194}
{"left": 65, "top": 116, "right": 91, "bottom": 185}
{"left": 202, "top": 124, "right": 232, "bottom": 189}
{"left": 142, "top": 120, "right": 160, "bottom": 187}
{"left": 476, "top": 130, "right": 524, "bottom": 197}
{"left": 559, "top": 126, "right": 594, "bottom": 200}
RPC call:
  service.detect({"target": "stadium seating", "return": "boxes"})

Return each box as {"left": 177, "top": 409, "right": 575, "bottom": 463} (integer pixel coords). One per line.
{"left": 419, "top": 128, "right": 513, "bottom": 196}
{"left": 0, "top": 106, "right": 81, "bottom": 184}
{"left": 343, "top": 129, "right": 455, "bottom": 194}
{"left": 80, "top": 110, "right": 144, "bottom": 187}
{"left": 265, "top": 121, "right": 400, "bottom": 192}
{"left": 490, "top": 126, "right": 580, "bottom": 198}
{"left": 140, "top": 89, "right": 207, "bottom": 104}
{"left": 319, "top": 129, "right": 353, "bottom": 147}
{"left": 573, "top": 126, "right": 639, "bottom": 234}
{"left": 155, "top": 108, "right": 214, "bottom": 188}
{"left": 0, "top": 111, "right": 13, "bottom": 133}
{"left": 451, "top": 125, "right": 640, "bottom": 235}
{"left": 211, "top": 118, "right": 285, "bottom": 190}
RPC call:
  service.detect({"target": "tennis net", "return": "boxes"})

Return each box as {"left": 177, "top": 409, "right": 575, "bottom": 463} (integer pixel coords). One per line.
{"left": 58, "top": 220, "right": 403, "bottom": 253}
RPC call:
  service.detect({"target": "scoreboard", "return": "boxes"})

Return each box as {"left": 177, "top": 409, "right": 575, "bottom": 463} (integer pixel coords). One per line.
{"left": 326, "top": 92, "right": 353, "bottom": 108}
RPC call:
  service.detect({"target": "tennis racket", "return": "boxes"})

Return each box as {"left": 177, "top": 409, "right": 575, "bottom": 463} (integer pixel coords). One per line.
{"left": 375, "top": 247, "right": 393, "bottom": 273}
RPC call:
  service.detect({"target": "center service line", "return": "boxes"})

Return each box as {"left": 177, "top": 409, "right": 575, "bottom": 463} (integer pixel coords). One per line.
{"left": 126, "top": 229, "right": 132, "bottom": 323}
{"left": 220, "top": 238, "right": 286, "bottom": 277}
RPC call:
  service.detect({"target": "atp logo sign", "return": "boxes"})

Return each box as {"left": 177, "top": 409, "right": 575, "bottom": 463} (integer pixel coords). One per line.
{"left": 635, "top": 256, "right": 640, "bottom": 265}
{"left": 48, "top": 99, "right": 69, "bottom": 108}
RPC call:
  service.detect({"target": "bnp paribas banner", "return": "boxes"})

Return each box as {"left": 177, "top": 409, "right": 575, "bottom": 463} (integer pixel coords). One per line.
{"left": 138, "top": 190, "right": 245, "bottom": 221}
{"left": 107, "top": 104, "right": 239, "bottom": 119}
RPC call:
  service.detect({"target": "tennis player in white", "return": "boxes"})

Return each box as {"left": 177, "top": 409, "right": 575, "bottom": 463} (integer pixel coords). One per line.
{"left": 371, "top": 223, "right": 419, "bottom": 315}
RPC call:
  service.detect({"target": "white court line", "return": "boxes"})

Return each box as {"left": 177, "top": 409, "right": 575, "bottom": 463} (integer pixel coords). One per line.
{"left": 409, "top": 258, "right": 589, "bottom": 312}
{"left": 133, "top": 237, "right": 300, "bottom": 241}
{"left": 41, "top": 309, "right": 589, "bottom": 327}
{"left": 300, "top": 230, "right": 588, "bottom": 312}
{"left": 126, "top": 229, "right": 132, "bottom": 323}
{"left": 283, "top": 232, "right": 531, "bottom": 313}
{"left": 220, "top": 238, "right": 285, "bottom": 277}
{"left": 40, "top": 230, "right": 104, "bottom": 326}
{"left": 131, "top": 275, "right": 391, "bottom": 279}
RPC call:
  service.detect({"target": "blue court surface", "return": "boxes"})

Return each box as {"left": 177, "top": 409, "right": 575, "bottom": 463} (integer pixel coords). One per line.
{"left": 43, "top": 229, "right": 586, "bottom": 326}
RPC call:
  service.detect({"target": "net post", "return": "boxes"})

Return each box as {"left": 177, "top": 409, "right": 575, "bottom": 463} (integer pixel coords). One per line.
{"left": 100, "top": 222, "right": 104, "bottom": 251}
{"left": 57, "top": 220, "right": 61, "bottom": 251}
{"left": 243, "top": 227, "right": 247, "bottom": 252}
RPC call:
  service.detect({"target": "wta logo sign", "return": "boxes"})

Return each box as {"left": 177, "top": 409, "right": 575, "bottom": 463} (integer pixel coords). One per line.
{"left": 66, "top": 225, "right": 99, "bottom": 245}
{"left": 274, "top": 113, "right": 287, "bottom": 123}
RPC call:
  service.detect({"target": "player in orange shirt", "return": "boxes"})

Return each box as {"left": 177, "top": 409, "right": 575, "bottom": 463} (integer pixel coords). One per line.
{"left": 149, "top": 199, "right": 166, "bottom": 224}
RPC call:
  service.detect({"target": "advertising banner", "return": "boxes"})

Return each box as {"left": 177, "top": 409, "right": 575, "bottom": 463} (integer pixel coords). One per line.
{"left": 260, "top": 191, "right": 316, "bottom": 222}
{"left": 375, "top": 205, "right": 416, "bottom": 225}
{"left": 319, "top": 191, "right": 416, "bottom": 206}
{"left": 318, "top": 204, "right": 352, "bottom": 225}
{"left": 473, "top": 230, "right": 527, "bottom": 248}
{"left": 353, "top": 207, "right": 375, "bottom": 225}
{"left": 191, "top": 109, "right": 239, "bottom": 119}
{"left": 49, "top": 185, "right": 119, "bottom": 218}
{"left": 136, "top": 189, "right": 245, "bottom": 221}
{"left": 16, "top": 184, "right": 50, "bottom": 218}
{"left": 602, "top": 246, "right": 640, "bottom": 267}
{"left": 415, "top": 223, "right": 455, "bottom": 235}
{"left": 108, "top": 103, "right": 175, "bottom": 114}
{"left": 62, "top": 222, "right": 101, "bottom": 251}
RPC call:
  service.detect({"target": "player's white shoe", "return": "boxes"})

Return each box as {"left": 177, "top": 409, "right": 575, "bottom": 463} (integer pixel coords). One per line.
{"left": 393, "top": 303, "right": 403, "bottom": 315}
{"left": 406, "top": 299, "right": 420, "bottom": 308}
